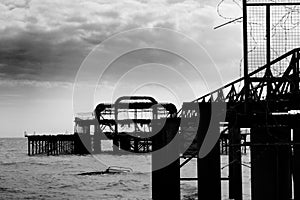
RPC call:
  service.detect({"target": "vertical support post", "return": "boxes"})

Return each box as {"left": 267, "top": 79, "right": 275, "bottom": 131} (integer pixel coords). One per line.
{"left": 42, "top": 140, "right": 45, "bottom": 154}
{"left": 294, "top": 128, "right": 300, "bottom": 199}
{"left": 37, "top": 140, "right": 39, "bottom": 154}
{"left": 275, "top": 127, "right": 291, "bottom": 199}
{"left": 62, "top": 141, "right": 64, "bottom": 154}
{"left": 229, "top": 127, "right": 243, "bottom": 200}
{"left": 266, "top": 5, "right": 272, "bottom": 99}
{"left": 31, "top": 140, "right": 33, "bottom": 155}
{"left": 134, "top": 138, "right": 139, "bottom": 153}
{"left": 292, "top": 51, "right": 300, "bottom": 93}
{"left": 93, "top": 125, "right": 101, "bottom": 153}
{"left": 197, "top": 144, "right": 221, "bottom": 200}
{"left": 38, "top": 140, "right": 41, "bottom": 154}
{"left": 113, "top": 137, "right": 119, "bottom": 153}
{"left": 251, "top": 127, "right": 291, "bottom": 200}
{"left": 56, "top": 140, "right": 58, "bottom": 155}
{"left": 120, "top": 136, "right": 131, "bottom": 152}
{"left": 197, "top": 103, "right": 221, "bottom": 200}
{"left": 74, "top": 133, "right": 91, "bottom": 154}
{"left": 224, "top": 136, "right": 228, "bottom": 155}
{"left": 41, "top": 140, "right": 43, "bottom": 154}
{"left": 53, "top": 140, "right": 55, "bottom": 155}
{"left": 57, "top": 140, "right": 59, "bottom": 155}
{"left": 59, "top": 140, "right": 61, "bottom": 154}
{"left": 152, "top": 118, "right": 180, "bottom": 200}
{"left": 32, "top": 140, "right": 34, "bottom": 155}
{"left": 35, "top": 140, "right": 37, "bottom": 155}
{"left": 54, "top": 140, "right": 56, "bottom": 155}
{"left": 266, "top": 5, "right": 271, "bottom": 69}
{"left": 50, "top": 140, "right": 53, "bottom": 155}
{"left": 243, "top": 0, "right": 249, "bottom": 112}
{"left": 46, "top": 140, "right": 49, "bottom": 156}
{"left": 28, "top": 139, "right": 31, "bottom": 156}
{"left": 54, "top": 140, "right": 57, "bottom": 155}
{"left": 57, "top": 140, "right": 59, "bottom": 154}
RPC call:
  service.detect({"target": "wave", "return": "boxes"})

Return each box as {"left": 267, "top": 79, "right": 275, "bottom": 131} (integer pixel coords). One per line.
{"left": 0, "top": 161, "right": 49, "bottom": 166}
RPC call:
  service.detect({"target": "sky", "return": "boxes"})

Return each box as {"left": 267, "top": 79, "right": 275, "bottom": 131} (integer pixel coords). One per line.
{"left": 0, "top": 0, "right": 243, "bottom": 137}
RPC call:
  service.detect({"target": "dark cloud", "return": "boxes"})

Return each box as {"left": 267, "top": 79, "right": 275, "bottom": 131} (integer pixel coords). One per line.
{"left": 0, "top": 0, "right": 240, "bottom": 86}
{"left": 0, "top": 26, "right": 91, "bottom": 82}
{"left": 3, "top": 0, "right": 31, "bottom": 10}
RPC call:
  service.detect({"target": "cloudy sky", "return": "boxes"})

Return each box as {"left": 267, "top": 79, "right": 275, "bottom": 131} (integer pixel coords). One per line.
{"left": 0, "top": 0, "right": 243, "bottom": 137}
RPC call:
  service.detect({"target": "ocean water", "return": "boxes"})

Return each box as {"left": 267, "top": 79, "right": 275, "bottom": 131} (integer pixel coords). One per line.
{"left": 0, "top": 138, "right": 251, "bottom": 199}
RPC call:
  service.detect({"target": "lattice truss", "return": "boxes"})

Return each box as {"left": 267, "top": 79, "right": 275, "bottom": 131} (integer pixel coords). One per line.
{"left": 185, "top": 0, "right": 300, "bottom": 104}
{"left": 191, "top": 48, "right": 300, "bottom": 103}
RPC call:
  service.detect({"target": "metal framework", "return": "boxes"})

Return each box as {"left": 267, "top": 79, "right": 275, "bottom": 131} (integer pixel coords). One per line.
{"left": 175, "top": 1, "right": 300, "bottom": 200}
{"left": 93, "top": 96, "right": 177, "bottom": 153}
{"left": 185, "top": 47, "right": 300, "bottom": 104}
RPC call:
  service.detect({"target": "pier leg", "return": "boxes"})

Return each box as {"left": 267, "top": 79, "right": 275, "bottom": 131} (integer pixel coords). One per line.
{"left": 74, "top": 133, "right": 91, "bottom": 154}
{"left": 35, "top": 140, "right": 37, "bottom": 155}
{"left": 46, "top": 140, "right": 49, "bottom": 156}
{"left": 134, "top": 138, "right": 139, "bottom": 152}
{"left": 113, "top": 138, "right": 119, "bottom": 153}
{"left": 294, "top": 128, "right": 300, "bottom": 200}
{"left": 31, "top": 140, "right": 34, "bottom": 155}
{"left": 93, "top": 125, "right": 101, "bottom": 153}
{"left": 57, "top": 140, "right": 59, "bottom": 154}
{"left": 41, "top": 140, "right": 44, "bottom": 154}
{"left": 28, "top": 139, "right": 31, "bottom": 156}
{"left": 229, "top": 127, "right": 242, "bottom": 200}
{"left": 38, "top": 140, "right": 41, "bottom": 154}
{"left": 120, "top": 136, "right": 131, "bottom": 152}
{"left": 62, "top": 140, "right": 64, "bottom": 154}
{"left": 50, "top": 140, "right": 53, "bottom": 155}
{"left": 197, "top": 137, "right": 221, "bottom": 200}
{"left": 152, "top": 118, "right": 180, "bottom": 200}
{"left": 60, "top": 140, "right": 62, "bottom": 154}
{"left": 251, "top": 127, "right": 291, "bottom": 200}
{"left": 54, "top": 140, "right": 56, "bottom": 155}
{"left": 197, "top": 103, "right": 221, "bottom": 200}
{"left": 197, "top": 144, "right": 221, "bottom": 200}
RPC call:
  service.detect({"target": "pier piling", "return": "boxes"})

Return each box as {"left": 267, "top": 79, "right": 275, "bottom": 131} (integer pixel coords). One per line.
{"left": 152, "top": 118, "right": 180, "bottom": 200}
{"left": 228, "top": 127, "right": 242, "bottom": 200}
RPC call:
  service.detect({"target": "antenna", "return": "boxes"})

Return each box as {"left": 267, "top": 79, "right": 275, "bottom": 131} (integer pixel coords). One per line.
{"left": 214, "top": 16, "right": 243, "bottom": 30}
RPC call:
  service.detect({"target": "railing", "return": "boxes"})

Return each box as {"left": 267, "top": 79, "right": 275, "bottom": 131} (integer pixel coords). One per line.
{"left": 176, "top": 48, "right": 300, "bottom": 117}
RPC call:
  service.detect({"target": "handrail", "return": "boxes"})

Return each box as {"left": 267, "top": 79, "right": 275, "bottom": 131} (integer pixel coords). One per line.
{"left": 176, "top": 48, "right": 300, "bottom": 115}
{"left": 193, "top": 48, "right": 300, "bottom": 102}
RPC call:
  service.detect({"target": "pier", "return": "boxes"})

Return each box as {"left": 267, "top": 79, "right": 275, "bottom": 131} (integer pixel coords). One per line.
{"left": 151, "top": 1, "right": 300, "bottom": 199}
{"left": 26, "top": 96, "right": 178, "bottom": 155}
{"left": 26, "top": 135, "right": 75, "bottom": 156}
{"left": 24, "top": 0, "right": 300, "bottom": 199}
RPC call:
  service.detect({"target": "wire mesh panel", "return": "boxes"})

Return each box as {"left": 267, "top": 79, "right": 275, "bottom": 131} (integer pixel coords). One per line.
{"left": 246, "top": 0, "right": 300, "bottom": 76}
{"left": 247, "top": 5, "right": 267, "bottom": 76}
{"left": 271, "top": 5, "right": 300, "bottom": 76}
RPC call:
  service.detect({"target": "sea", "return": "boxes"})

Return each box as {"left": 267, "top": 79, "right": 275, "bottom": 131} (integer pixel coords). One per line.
{"left": 0, "top": 138, "right": 251, "bottom": 200}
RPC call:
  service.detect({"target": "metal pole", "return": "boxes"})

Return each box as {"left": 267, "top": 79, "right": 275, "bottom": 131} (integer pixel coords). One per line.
{"left": 243, "top": 0, "right": 249, "bottom": 111}
{"left": 266, "top": 5, "right": 272, "bottom": 98}
{"left": 229, "top": 127, "right": 243, "bottom": 200}
{"left": 28, "top": 139, "right": 31, "bottom": 156}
